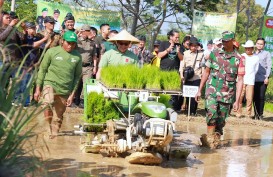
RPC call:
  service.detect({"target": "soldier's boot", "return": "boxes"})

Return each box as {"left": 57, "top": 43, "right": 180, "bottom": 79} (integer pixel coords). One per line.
{"left": 200, "top": 126, "right": 220, "bottom": 149}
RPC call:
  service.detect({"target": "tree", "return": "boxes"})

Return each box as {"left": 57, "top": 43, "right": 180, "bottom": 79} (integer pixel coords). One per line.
{"left": 3, "top": 0, "right": 37, "bottom": 21}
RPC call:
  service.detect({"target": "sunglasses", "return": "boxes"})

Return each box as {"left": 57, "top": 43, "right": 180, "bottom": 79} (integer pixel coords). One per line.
{"left": 117, "top": 42, "right": 130, "bottom": 46}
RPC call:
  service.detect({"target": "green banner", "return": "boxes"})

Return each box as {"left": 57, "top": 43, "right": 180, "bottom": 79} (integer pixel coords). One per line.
{"left": 37, "top": 0, "right": 121, "bottom": 31}
{"left": 262, "top": 15, "right": 273, "bottom": 63}
{"left": 192, "top": 10, "right": 237, "bottom": 48}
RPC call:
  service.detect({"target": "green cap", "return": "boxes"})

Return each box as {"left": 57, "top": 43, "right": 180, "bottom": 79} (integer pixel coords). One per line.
{"left": 222, "top": 31, "right": 235, "bottom": 41}
{"left": 63, "top": 31, "right": 78, "bottom": 43}
{"left": 42, "top": 8, "right": 48, "bottom": 12}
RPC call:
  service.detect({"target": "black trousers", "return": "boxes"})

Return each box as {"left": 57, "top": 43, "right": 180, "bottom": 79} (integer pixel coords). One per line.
{"left": 253, "top": 82, "right": 268, "bottom": 116}
{"left": 185, "top": 79, "right": 201, "bottom": 114}
{"left": 74, "top": 77, "right": 83, "bottom": 105}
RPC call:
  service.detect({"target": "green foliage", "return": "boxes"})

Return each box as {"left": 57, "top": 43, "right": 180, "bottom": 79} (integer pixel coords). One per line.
{"left": 158, "top": 94, "right": 172, "bottom": 108}
{"left": 3, "top": 0, "right": 37, "bottom": 21}
{"left": 85, "top": 92, "right": 120, "bottom": 123}
{"left": 264, "top": 102, "right": 273, "bottom": 113}
{"left": 0, "top": 62, "right": 45, "bottom": 175}
{"left": 100, "top": 65, "right": 181, "bottom": 91}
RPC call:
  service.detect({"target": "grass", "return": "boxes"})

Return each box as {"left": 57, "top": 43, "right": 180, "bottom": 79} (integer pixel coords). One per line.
{"left": 0, "top": 63, "right": 46, "bottom": 176}
{"left": 265, "top": 102, "right": 273, "bottom": 113}
{"left": 0, "top": 18, "right": 47, "bottom": 175}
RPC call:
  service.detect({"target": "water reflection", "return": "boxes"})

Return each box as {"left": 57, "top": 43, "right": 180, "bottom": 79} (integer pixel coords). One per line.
{"left": 178, "top": 122, "right": 273, "bottom": 176}
{"left": 260, "top": 130, "right": 273, "bottom": 174}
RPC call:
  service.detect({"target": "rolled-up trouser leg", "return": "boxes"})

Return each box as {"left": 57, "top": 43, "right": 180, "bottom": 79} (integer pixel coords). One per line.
{"left": 42, "top": 86, "right": 55, "bottom": 134}
{"left": 51, "top": 95, "right": 67, "bottom": 135}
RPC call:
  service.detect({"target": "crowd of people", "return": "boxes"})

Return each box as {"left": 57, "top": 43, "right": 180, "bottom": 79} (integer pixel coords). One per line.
{"left": 0, "top": 7, "right": 272, "bottom": 145}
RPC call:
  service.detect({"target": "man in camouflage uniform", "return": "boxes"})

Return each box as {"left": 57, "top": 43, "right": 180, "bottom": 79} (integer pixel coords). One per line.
{"left": 131, "top": 35, "right": 152, "bottom": 67}
{"left": 38, "top": 16, "right": 61, "bottom": 49}
{"left": 195, "top": 31, "right": 245, "bottom": 149}
{"left": 73, "top": 24, "right": 97, "bottom": 107}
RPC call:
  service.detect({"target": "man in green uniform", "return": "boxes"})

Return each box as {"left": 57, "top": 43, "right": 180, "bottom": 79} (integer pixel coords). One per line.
{"left": 96, "top": 30, "right": 139, "bottom": 79}
{"left": 34, "top": 31, "right": 82, "bottom": 139}
{"left": 195, "top": 31, "right": 245, "bottom": 148}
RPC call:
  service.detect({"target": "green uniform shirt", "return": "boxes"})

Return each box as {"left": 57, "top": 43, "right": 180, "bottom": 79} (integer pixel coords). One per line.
{"left": 37, "top": 46, "right": 82, "bottom": 95}
{"left": 99, "top": 48, "right": 138, "bottom": 68}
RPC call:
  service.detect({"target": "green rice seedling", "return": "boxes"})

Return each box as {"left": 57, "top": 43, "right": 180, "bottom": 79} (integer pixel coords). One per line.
{"left": 169, "top": 71, "right": 181, "bottom": 91}
{"left": 144, "top": 65, "right": 161, "bottom": 89}
{"left": 85, "top": 92, "right": 120, "bottom": 123}
{"left": 161, "top": 71, "right": 181, "bottom": 91}
{"left": 158, "top": 94, "right": 172, "bottom": 108}
{"left": 120, "top": 65, "right": 136, "bottom": 88}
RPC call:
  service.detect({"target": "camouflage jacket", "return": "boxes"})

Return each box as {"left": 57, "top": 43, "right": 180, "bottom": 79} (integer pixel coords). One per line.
{"left": 39, "top": 30, "right": 61, "bottom": 49}
{"left": 130, "top": 45, "right": 152, "bottom": 67}
{"left": 205, "top": 48, "right": 245, "bottom": 103}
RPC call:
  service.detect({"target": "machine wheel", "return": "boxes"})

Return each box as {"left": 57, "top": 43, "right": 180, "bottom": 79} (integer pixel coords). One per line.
{"left": 133, "top": 113, "right": 142, "bottom": 126}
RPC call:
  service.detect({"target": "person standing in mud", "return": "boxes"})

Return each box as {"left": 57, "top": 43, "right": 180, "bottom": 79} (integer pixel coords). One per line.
{"left": 195, "top": 31, "right": 245, "bottom": 148}
{"left": 34, "top": 31, "right": 82, "bottom": 139}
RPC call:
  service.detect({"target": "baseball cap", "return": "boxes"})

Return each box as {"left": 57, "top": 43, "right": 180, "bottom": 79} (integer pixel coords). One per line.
{"left": 213, "top": 38, "right": 222, "bottom": 45}
{"left": 54, "top": 9, "right": 60, "bottom": 14}
{"left": 137, "top": 35, "right": 146, "bottom": 41}
{"left": 207, "top": 40, "right": 213, "bottom": 45}
{"left": 189, "top": 37, "right": 199, "bottom": 45}
{"left": 65, "top": 15, "right": 75, "bottom": 21}
{"left": 154, "top": 40, "right": 161, "bottom": 46}
{"left": 44, "top": 16, "right": 55, "bottom": 23}
{"left": 81, "top": 24, "right": 91, "bottom": 31}
{"left": 63, "top": 31, "right": 78, "bottom": 43}
{"left": 42, "top": 8, "right": 48, "bottom": 12}
{"left": 222, "top": 31, "right": 235, "bottom": 41}
{"left": 25, "top": 22, "right": 36, "bottom": 29}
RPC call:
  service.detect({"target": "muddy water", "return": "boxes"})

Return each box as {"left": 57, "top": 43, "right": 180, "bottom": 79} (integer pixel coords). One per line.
{"left": 30, "top": 109, "right": 273, "bottom": 177}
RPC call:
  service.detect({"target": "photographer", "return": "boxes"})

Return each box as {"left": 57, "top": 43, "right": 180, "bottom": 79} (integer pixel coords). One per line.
{"left": 180, "top": 37, "right": 204, "bottom": 116}
{"left": 158, "top": 29, "right": 183, "bottom": 112}
{"left": 0, "top": 11, "right": 24, "bottom": 65}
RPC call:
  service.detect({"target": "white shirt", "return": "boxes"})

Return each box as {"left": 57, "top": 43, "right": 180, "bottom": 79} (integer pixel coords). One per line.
{"left": 54, "top": 20, "right": 61, "bottom": 32}
{"left": 242, "top": 53, "right": 259, "bottom": 85}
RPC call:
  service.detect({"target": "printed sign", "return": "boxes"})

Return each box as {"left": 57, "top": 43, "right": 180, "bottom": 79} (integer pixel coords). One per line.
{"left": 262, "top": 15, "right": 273, "bottom": 71}
{"left": 192, "top": 10, "right": 237, "bottom": 49}
{"left": 37, "top": 0, "right": 121, "bottom": 31}
{"left": 183, "top": 85, "right": 199, "bottom": 98}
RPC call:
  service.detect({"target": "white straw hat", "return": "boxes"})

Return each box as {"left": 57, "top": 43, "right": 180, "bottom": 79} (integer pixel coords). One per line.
{"left": 242, "top": 40, "right": 256, "bottom": 48}
{"left": 108, "top": 30, "right": 140, "bottom": 44}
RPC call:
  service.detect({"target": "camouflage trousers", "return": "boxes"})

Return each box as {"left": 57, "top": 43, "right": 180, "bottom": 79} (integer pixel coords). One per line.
{"left": 205, "top": 96, "right": 231, "bottom": 133}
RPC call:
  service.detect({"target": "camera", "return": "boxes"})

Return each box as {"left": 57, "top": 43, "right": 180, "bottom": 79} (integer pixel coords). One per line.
{"left": 9, "top": 11, "right": 18, "bottom": 19}
{"left": 174, "top": 43, "right": 181, "bottom": 47}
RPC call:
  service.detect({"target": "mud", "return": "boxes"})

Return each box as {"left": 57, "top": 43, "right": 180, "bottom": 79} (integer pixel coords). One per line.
{"left": 26, "top": 107, "right": 273, "bottom": 177}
